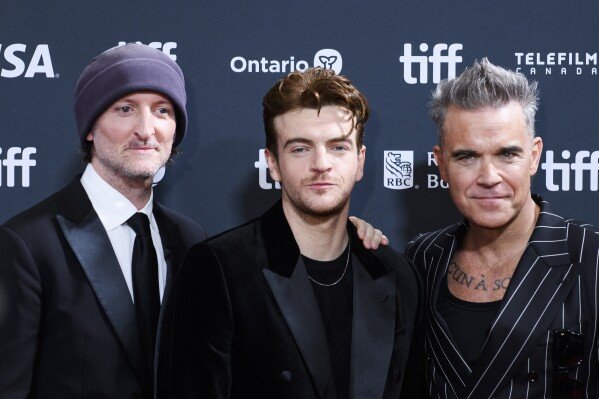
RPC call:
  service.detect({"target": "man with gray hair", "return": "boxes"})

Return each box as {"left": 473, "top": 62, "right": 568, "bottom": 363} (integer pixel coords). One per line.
{"left": 405, "top": 58, "right": 599, "bottom": 398}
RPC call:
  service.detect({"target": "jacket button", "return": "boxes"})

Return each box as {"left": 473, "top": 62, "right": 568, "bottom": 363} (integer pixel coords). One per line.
{"left": 526, "top": 371, "right": 539, "bottom": 382}
{"left": 279, "top": 370, "right": 292, "bottom": 382}
{"left": 393, "top": 367, "right": 402, "bottom": 383}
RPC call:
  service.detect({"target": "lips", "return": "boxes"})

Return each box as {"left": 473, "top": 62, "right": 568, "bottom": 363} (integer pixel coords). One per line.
{"left": 308, "top": 182, "right": 335, "bottom": 188}
{"left": 472, "top": 195, "right": 506, "bottom": 199}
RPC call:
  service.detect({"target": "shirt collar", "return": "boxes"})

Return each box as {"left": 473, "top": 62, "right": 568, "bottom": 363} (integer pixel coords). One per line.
{"left": 80, "top": 163, "right": 155, "bottom": 232}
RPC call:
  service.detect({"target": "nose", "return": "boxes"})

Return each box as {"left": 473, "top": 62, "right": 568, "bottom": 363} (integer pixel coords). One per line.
{"left": 134, "top": 107, "right": 155, "bottom": 140}
{"left": 310, "top": 147, "right": 333, "bottom": 173}
{"left": 477, "top": 159, "right": 502, "bottom": 187}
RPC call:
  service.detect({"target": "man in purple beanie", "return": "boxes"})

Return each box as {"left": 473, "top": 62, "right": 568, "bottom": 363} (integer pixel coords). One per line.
{"left": 0, "top": 43, "right": 206, "bottom": 399}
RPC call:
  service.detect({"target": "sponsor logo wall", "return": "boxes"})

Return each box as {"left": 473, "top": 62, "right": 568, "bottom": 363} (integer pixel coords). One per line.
{"left": 2, "top": 2, "right": 598, "bottom": 246}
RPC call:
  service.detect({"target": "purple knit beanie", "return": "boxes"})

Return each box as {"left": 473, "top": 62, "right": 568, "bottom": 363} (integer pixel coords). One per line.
{"left": 74, "top": 43, "right": 187, "bottom": 147}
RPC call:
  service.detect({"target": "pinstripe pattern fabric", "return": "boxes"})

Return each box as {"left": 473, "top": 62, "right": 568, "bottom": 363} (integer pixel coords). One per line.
{"left": 405, "top": 198, "right": 599, "bottom": 398}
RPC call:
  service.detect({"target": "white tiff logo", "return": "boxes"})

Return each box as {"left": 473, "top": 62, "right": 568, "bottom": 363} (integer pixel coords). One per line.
{"left": 541, "top": 150, "right": 599, "bottom": 191}
{"left": 399, "top": 43, "right": 462, "bottom": 84}
{"left": 255, "top": 149, "right": 280, "bottom": 190}
{"left": 0, "top": 147, "right": 36, "bottom": 187}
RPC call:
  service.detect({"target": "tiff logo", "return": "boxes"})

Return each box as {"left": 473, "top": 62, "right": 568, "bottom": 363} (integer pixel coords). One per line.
{"left": 399, "top": 43, "right": 463, "bottom": 84}
{"left": 0, "top": 147, "right": 36, "bottom": 187}
{"left": 118, "top": 41, "right": 177, "bottom": 61}
{"left": 541, "top": 150, "right": 599, "bottom": 191}
{"left": 255, "top": 149, "right": 280, "bottom": 190}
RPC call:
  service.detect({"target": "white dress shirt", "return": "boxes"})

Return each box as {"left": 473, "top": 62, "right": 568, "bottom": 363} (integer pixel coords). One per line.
{"left": 80, "top": 163, "right": 167, "bottom": 303}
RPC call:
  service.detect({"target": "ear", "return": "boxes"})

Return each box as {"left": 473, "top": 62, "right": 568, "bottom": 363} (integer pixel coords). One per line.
{"left": 433, "top": 145, "right": 448, "bottom": 181}
{"left": 86, "top": 131, "right": 94, "bottom": 142}
{"left": 355, "top": 145, "right": 366, "bottom": 182}
{"left": 529, "top": 136, "right": 543, "bottom": 175}
{"left": 264, "top": 148, "right": 281, "bottom": 182}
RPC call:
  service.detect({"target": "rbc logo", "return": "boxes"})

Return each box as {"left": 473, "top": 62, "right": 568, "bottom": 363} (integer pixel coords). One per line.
{"left": 399, "top": 43, "right": 463, "bottom": 84}
{"left": 0, "top": 147, "right": 36, "bottom": 187}
{"left": 384, "top": 151, "right": 414, "bottom": 189}
{"left": 314, "top": 49, "right": 343, "bottom": 74}
{"left": 541, "top": 150, "right": 599, "bottom": 191}
{"left": 0, "top": 44, "right": 55, "bottom": 78}
{"left": 118, "top": 41, "right": 177, "bottom": 61}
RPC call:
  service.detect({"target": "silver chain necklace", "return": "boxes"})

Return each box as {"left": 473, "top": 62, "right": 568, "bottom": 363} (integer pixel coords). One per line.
{"left": 307, "top": 242, "right": 351, "bottom": 287}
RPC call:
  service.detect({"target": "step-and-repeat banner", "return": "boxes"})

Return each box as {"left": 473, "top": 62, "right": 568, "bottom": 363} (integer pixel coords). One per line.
{"left": 2, "top": 1, "right": 598, "bottom": 247}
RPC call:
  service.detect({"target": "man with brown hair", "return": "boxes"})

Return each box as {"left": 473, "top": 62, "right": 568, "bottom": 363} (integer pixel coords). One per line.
{"left": 160, "top": 68, "right": 422, "bottom": 398}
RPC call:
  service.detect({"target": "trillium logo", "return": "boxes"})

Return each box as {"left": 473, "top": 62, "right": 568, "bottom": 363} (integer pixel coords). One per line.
{"left": 314, "top": 49, "right": 343, "bottom": 74}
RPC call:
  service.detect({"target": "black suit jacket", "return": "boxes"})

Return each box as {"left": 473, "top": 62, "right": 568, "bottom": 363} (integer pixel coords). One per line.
{"left": 405, "top": 196, "right": 599, "bottom": 398}
{"left": 0, "top": 178, "right": 206, "bottom": 399}
{"left": 159, "top": 200, "right": 423, "bottom": 399}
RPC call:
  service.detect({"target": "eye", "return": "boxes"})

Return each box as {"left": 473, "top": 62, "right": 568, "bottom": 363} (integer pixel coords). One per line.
{"left": 331, "top": 145, "right": 349, "bottom": 152}
{"left": 458, "top": 154, "right": 475, "bottom": 161}
{"left": 290, "top": 147, "right": 309, "bottom": 154}
{"left": 118, "top": 105, "right": 132, "bottom": 113}
{"left": 157, "top": 106, "right": 173, "bottom": 115}
{"left": 499, "top": 151, "right": 517, "bottom": 159}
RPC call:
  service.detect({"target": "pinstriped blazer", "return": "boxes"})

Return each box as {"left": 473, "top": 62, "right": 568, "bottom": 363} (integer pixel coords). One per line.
{"left": 405, "top": 197, "right": 599, "bottom": 399}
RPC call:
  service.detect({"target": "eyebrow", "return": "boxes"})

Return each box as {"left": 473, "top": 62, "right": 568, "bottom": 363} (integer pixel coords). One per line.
{"left": 450, "top": 149, "right": 477, "bottom": 159}
{"left": 496, "top": 145, "right": 524, "bottom": 154}
{"left": 282, "top": 138, "right": 313, "bottom": 149}
{"left": 450, "top": 145, "right": 524, "bottom": 158}
{"left": 282, "top": 136, "right": 354, "bottom": 149}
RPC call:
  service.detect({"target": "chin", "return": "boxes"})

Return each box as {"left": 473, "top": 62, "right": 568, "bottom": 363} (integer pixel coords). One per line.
{"left": 122, "top": 165, "right": 163, "bottom": 180}
{"left": 468, "top": 215, "right": 513, "bottom": 230}
{"left": 294, "top": 197, "right": 349, "bottom": 219}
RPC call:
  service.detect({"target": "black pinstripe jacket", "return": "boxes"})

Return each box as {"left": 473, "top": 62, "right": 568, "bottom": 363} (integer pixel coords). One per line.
{"left": 405, "top": 197, "right": 599, "bottom": 399}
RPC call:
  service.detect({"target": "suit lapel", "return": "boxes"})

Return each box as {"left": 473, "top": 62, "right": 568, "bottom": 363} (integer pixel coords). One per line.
{"left": 261, "top": 201, "right": 336, "bottom": 399}
{"left": 348, "top": 248, "right": 396, "bottom": 399}
{"left": 56, "top": 179, "right": 150, "bottom": 396}
{"left": 425, "top": 223, "right": 473, "bottom": 398}
{"left": 154, "top": 203, "right": 184, "bottom": 325}
{"left": 263, "top": 258, "right": 336, "bottom": 399}
{"left": 154, "top": 203, "right": 184, "bottom": 284}
{"left": 464, "top": 199, "right": 585, "bottom": 398}
{"left": 152, "top": 203, "right": 183, "bottom": 387}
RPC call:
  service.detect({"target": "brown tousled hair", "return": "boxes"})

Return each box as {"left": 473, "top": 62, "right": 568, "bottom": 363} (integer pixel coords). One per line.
{"left": 263, "top": 67, "right": 369, "bottom": 157}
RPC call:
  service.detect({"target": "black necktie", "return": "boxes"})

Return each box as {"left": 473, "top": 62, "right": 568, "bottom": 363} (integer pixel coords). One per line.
{"left": 127, "top": 212, "right": 160, "bottom": 379}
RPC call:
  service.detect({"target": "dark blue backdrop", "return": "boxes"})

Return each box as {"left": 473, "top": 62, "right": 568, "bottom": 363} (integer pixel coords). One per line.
{"left": 2, "top": 1, "right": 597, "bottom": 248}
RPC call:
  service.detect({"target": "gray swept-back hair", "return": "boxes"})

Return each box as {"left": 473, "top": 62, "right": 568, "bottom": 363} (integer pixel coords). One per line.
{"left": 429, "top": 58, "right": 539, "bottom": 143}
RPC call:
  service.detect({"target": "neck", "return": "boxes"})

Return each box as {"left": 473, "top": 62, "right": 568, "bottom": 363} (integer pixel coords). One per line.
{"left": 282, "top": 200, "right": 349, "bottom": 261}
{"left": 90, "top": 161, "right": 153, "bottom": 210}
{"left": 462, "top": 196, "right": 539, "bottom": 261}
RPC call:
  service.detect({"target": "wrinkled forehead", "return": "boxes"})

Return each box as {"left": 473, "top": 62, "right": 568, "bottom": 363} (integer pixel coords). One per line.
{"left": 442, "top": 103, "right": 528, "bottom": 143}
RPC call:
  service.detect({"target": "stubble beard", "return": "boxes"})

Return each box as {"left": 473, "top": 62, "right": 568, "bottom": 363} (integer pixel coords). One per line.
{"left": 93, "top": 140, "right": 170, "bottom": 185}
{"left": 282, "top": 180, "right": 352, "bottom": 221}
